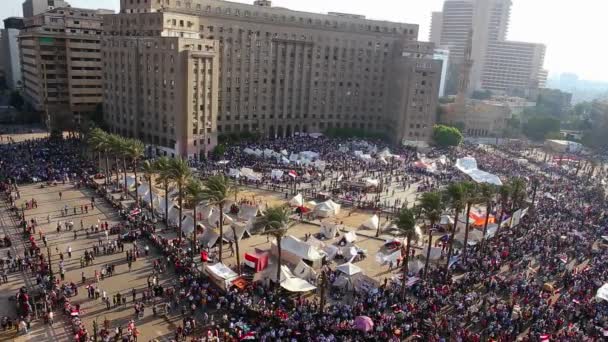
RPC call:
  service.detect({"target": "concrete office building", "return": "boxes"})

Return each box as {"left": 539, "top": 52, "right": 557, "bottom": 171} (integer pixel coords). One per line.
{"left": 22, "top": 0, "right": 71, "bottom": 18}
{"left": 1, "top": 18, "right": 25, "bottom": 90}
{"left": 103, "top": 0, "right": 442, "bottom": 157}
{"left": 18, "top": 7, "right": 113, "bottom": 129}
{"left": 431, "top": 0, "right": 546, "bottom": 97}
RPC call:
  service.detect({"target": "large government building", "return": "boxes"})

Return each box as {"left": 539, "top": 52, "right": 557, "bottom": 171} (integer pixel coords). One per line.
{"left": 103, "top": 0, "right": 442, "bottom": 158}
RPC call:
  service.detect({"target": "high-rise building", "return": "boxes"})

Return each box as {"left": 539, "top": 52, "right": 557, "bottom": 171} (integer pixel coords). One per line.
{"left": 429, "top": 12, "right": 443, "bottom": 46}
{"left": 18, "top": 7, "right": 113, "bottom": 130}
{"left": 103, "top": 0, "right": 442, "bottom": 158}
{"left": 433, "top": 48, "right": 450, "bottom": 97}
{"left": 1, "top": 17, "right": 25, "bottom": 90}
{"left": 430, "top": 0, "right": 546, "bottom": 97}
{"left": 22, "top": 0, "right": 71, "bottom": 18}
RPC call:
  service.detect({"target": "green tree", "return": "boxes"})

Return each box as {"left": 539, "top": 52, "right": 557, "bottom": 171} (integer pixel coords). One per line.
{"left": 393, "top": 208, "right": 417, "bottom": 299}
{"left": 522, "top": 116, "right": 560, "bottom": 141}
{"left": 433, "top": 125, "right": 463, "bottom": 147}
{"left": 167, "top": 158, "right": 193, "bottom": 243}
{"left": 88, "top": 128, "right": 111, "bottom": 184}
{"left": 212, "top": 144, "right": 226, "bottom": 159}
{"left": 141, "top": 160, "right": 156, "bottom": 218}
{"left": 154, "top": 157, "right": 172, "bottom": 226}
{"left": 259, "top": 205, "right": 295, "bottom": 284}
{"left": 185, "top": 179, "right": 206, "bottom": 255}
{"left": 443, "top": 182, "right": 466, "bottom": 275}
{"left": 201, "top": 175, "right": 235, "bottom": 262}
{"left": 478, "top": 183, "right": 497, "bottom": 252}
{"left": 124, "top": 138, "right": 145, "bottom": 202}
{"left": 419, "top": 192, "right": 443, "bottom": 277}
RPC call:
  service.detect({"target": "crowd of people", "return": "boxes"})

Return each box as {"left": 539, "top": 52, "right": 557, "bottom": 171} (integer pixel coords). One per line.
{"left": 0, "top": 135, "right": 607, "bottom": 341}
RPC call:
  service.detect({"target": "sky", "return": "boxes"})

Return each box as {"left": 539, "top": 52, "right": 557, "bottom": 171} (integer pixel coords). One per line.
{"left": 2, "top": 0, "right": 606, "bottom": 81}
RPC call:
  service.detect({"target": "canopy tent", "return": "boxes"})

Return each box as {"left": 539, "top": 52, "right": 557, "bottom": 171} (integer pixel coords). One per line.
{"left": 270, "top": 169, "right": 284, "bottom": 180}
{"left": 244, "top": 251, "right": 269, "bottom": 272}
{"left": 336, "top": 262, "right": 362, "bottom": 276}
{"left": 223, "top": 221, "right": 250, "bottom": 242}
{"left": 289, "top": 193, "right": 304, "bottom": 207}
{"left": 456, "top": 157, "right": 503, "bottom": 186}
{"left": 408, "top": 259, "right": 425, "bottom": 275}
{"left": 271, "top": 235, "right": 325, "bottom": 268}
{"left": 279, "top": 265, "right": 317, "bottom": 292}
{"left": 243, "top": 148, "right": 255, "bottom": 155}
{"left": 323, "top": 245, "right": 339, "bottom": 260}
{"left": 421, "top": 246, "right": 442, "bottom": 260}
{"left": 375, "top": 250, "right": 401, "bottom": 266}
{"left": 203, "top": 263, "right": 239, "bottom": 291}
{"left": 338, "top": 231, "right": 357, "bottom": 246}
{"left": 182, "top": 215, "right": 195, "bottom": 235}
{"left": 440, "top": 215, "right": 454, "bottom": 225}
{"left": 362, "top": 178, "right": 379, "bottom": 187}
{"left": 320, "top": 222, "right": 339, "bottom": 239}
{"left": 167, "top": 206, "right": 181, "bottom": 225}
{"left": 209, "top": 210, "right": 233, "bottom": 227}
{"left": 314, "top": 200, "right": 341, "bottom": 218}
{"left": 126, "top": 176, "right": 137, "bottom": 190}
{"left": 199, "top": 229, "right": 221, "bottom": 248}
{"left": 237, "top": 204, "right": 261, "bottom": 221}
{"left": 137, "top": 184, "right": 150, "bottom": 198}
{"left": 596, "top": 283, "right": 608, "bottom": 302}
{"left": 293, "top": 260, "right": 317, "bottom": 282}
{"left": 228, "top": 168, "right": 240, "bottom": 178}
{"left": 240, "top": 167, "right": 262, "bottom": 181}
{"left": 361, "top": 215, "right": 379, "bottom": 230}
{"left": 454, "top": 229, "right": 483, "bottom": 245}
{"left": 144, "top": 192, "right": 160, "bottom": 205}
{"left": 306, "top": 236, "right": 326, "bottom": 249}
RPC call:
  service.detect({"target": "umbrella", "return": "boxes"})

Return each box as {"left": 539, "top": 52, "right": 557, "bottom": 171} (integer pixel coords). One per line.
{"left": 354, "top": 316, "right": 374, "bottom": 332}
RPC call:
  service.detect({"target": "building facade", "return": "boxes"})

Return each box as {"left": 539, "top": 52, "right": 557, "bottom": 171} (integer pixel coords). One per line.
{"left": 433, "top": 48, "right": 449, "bottom": 97}
{"left": 430, "top": 0, "right": 546, "bottom": 97}
{"left": 18, "top": 7, "right": 112, "bottom": 130}
{"left": 22, "top": 0, "right": 71, "bottom": 18}
{"left": 1, "top": 18, "right": 25, "bottom": 90}
{"left": 103, "top": 0, "right": 442, "bottom": 157}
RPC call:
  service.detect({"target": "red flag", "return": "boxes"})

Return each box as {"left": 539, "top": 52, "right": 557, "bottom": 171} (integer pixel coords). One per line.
{"left": 288, "top": 170, "right": 297, "bottom": 178}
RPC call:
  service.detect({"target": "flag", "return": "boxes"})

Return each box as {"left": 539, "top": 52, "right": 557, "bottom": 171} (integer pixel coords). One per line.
{"left": 240, "top": 332, "right": 256, "bottom": 340}
{"left": 540, "top": 334, "right": 550, "bottom": 341}
{"left": 288, "top": 170, "right": 297, "bottom": 178}
{"left": 558, "top": 254, "right": 568, "bottom": 264}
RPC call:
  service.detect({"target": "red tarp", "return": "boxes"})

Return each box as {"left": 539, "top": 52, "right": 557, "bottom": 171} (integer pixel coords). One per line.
{"left": 244, "top": 251, "right": 269, "bottom": 272}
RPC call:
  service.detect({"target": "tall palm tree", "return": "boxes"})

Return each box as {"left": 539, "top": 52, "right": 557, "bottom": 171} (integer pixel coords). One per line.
{"left": 461, "top": 182, "right": 479, "bottom": 263}
{"left": 394, "top": 208, "right": 416, "bottom": 299}
{"left": 259, "top": 205, "right": 295, "bottom": 284}
{"left": 419, "top": 192, "right": 443, "bottom": 278}
{"left": 509, "top": 177, "right": 527, "bottom": 211}
{"left": 88, "top": 128, "right": 111, "bottom": 185}
{"left": 141, "top": 160, "right": 156, "bottom": 218}
{"left": 201, "top": 175, "right": 234, "bottom": 262}
{"left": 479, "top": 183, "right": 496, "bottom": 253}
{"left": 443, "top": 182, "right": 465, "bottom": 274}
{"left": 166, "top": 158, "right": 193, "bottom": 244}
{"left": 185, "top": 178, "right": 206, "bottom": 254}
{"left": 154, "top": 157, "right": 172, "bottom": 226}
{"left": 124, "top": 139, "right": 145, "bottom": 202}
{"left": 495, "top": 183, "right": 512, "bottom": 237}
{"left": 107, "top": 134, "right": 124, "bottom": 188}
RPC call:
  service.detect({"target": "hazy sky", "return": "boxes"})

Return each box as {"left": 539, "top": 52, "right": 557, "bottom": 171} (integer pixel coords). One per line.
{"left": 2, "top": 0, "right": 606, "bottom": 81}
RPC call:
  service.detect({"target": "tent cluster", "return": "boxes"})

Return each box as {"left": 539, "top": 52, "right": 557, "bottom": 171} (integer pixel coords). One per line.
{"left": 455, "top": 157, "right": 503, "bottom": 186}
{"left": 242, "top": 147, "right": 326, "bottom": 169}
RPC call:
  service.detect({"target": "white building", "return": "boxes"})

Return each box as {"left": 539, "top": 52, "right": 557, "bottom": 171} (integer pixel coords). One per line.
{"left": 433, "top": 48, "right": 450, "bottom": 97}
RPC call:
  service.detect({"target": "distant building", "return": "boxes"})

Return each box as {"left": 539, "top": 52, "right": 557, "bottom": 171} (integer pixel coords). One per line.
{"left": 536, "top": 88, "right": 573, "bottom": 118}
{"left": 18, "top": 7, "right": 112, "bottom": 129}
{"left": 1, "top": 17, "right": 25, "bottom": 90}
{"left": 431, "top": 0, "right": 546, "bottom": 97}
{"left": 22, "top": 0, "right": 70, "bottom": 18}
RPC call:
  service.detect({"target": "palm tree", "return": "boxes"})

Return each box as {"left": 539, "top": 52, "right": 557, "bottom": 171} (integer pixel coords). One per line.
{"left": 154, "top": 157, "right": 172, "bottom": 226}
{"left": 530, "top": 176, "right": 540, "bottom": 208}
{"left": 185, "top": 178, "right": 206, "bottom": 254}
{"left": 443, "top": 182, "right": 465, "bottom": 274}
{"left": 201, "top": 175, "right": 234, "bottom": 262}
{"left": 478, "top": 183, "right": 496, "bottom": 253}
{"left": 107, "top": 134, "right": 124, "bottom": 188}
{"left": 141, "top": 160, "right": 156, "bottom": 218}
{"left": 166, "top": 158, "right": 193, "bottom": 244}
{"left": 259, "top": 205, "right": 295, "bottom": 284}
{"left": 419, "top": 192, "right": 443, "bottom": 278}
{"left": 461, "top": 182, "right": 479, "bottom": 264}
{"left": 394, "top": 208, "right": 416, "bottom": 299}
{"left": 88, "top": 128, "right": 111, "bottom": 185}
{"left": 124, "top": 139, "right": 145, "bottom": 202}
{"left": 495, "top": 183, "right": 511, "bottom": 237}
{"left": 509, "top": 177, "right": 527, "bottom": 211}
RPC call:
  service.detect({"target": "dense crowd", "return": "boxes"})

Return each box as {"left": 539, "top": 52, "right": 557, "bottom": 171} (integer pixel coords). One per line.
{"left": 0, "top": 136, "right": 607, "bottom": 341}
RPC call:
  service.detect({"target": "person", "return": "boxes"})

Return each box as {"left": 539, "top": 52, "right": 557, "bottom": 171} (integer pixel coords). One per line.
{"left": 19, "top": 317, "right": 26, "bottom": 334}
{"left": 58, "top": 192, "right": 62, "bottom": 200}
{"left": 47, "top": 311, "right": 53, "bottom": 326}
{"left": 67, "top": 246, "right": 72, "bottom": 258}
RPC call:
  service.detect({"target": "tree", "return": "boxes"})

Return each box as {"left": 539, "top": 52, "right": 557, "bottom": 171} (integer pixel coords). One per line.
{"left": 394, "top": 208, "right": 417, "bottom": 299}
{"left": 211, "top": 144, "right": 226, "bottom": 160}
{"left": 167, "top": 158, "right": 193, "bottom": 244}
{"left": 478, "top": 183, "right": 497, "bottom": 252}
{"left": 461, "top": 182, "right": 479, "bottom": 264}
{"left": 259, "top": 205, "right": 295, "bottom": 284}
{"left": 201, "top": 175, "right": 235, "bottom": 262}
{"left": 509, "top": 177, "right": 527, "bottom": 210}
{"left": 154, "top": 157, "right": 172, "bottom": 226}
{"left": 443, "top": 182, "right": 466, "bottom": 275}
{"left": 185, "top": 179, "right": 206, "bottom": 255}
{"left": 107, "top": 134, "right": 125, "bottom": 188}
{"left": 495, "top": 183, "right": 511, "bottom": 237}
{"left": 522, "top": 116, "right": 560, "bottom": 141}
{"left": 124, "top": 139, "right": 145, "bottom": 203}
{"left": 141, "top": 160, "right": 156, "bottom": 218}
{"left": 433, "top": 125, "right": 463, "bottom": 147}
{"left": 9, "top": 91, "right": 24, "bottom": 111}
{"left": 419, "top": 192, "right": 443, "bottom": 278}
{"left": 88, "top": 128, "right": 111, "bottom": 184}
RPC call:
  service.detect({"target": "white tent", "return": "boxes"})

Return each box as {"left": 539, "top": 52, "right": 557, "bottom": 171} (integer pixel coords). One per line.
{"left": 361, "top": 215, "right": 379, "bottom": 230}
{"left": 271, "top": 235, "right": 325, "bottom": 268}
{"left": 270, "top": 169, "right": 284, "bottom": 180}
{"left": 223, "top": 221, "right": 250, "bottom": 242}
{"left": 323, "top": 245, "right": 339, "bottom": 260}
{"left": 596, "top": 283, "right": 608, "bottom": 302}
{"left": 203, "top": 263, "right": 239, "bottom": 291}
{"left": 279, "top": 265, "right": 317, "bottom": 292}
{"left": 362, "top": 178, "right": 379, "bottom": 187}
{"left": 421, "top": 246, "right": 442, "bottom": 260}
{"left": 440, "top": 215, "right": 454, "bottom": 225}
{"left": 293, "top": 260, "right": 317, "bottom": 282}
{"left": 240, "top": 167, "right": 262, "bottom": 181}
{"left": 263, "top": 149, "right": 274, "bottom": 158}
{"left": 289, "top": 193, "right": 304, "bottom": 207}
{"left": 228, "top": 168, "right": 240, "bottom": 178}
{"left": 455, "top": 157, "right": 503, "bottom": 186}
{"left": 320, "top": 222, "right": 339, "bottom": 239}
{"left": 182, "top": 215, "right": 195, "bottom": 235}
{"left": 408, "top": 259, "right": 425, "bottom": 275}
{"left": 238, "top": 204, "right": 261, "bottom": 221}
{"left": 339, "top": 231, "right": 357, "bottom": 245}
{"left": 336, "top": 262, "right": 362, "bottom": 276}
{"left": 375, "top": 250, "right": 401, "bottom": 266}
{"left": 209, "top": 209, "right": 233, "bottom": 227}
{"left": 243, "top": 148, "right": 255, "bottom": 155}
{"left": 137, "top": 184, "right": 150, "bottom": 198}
{"left": 167, "top": 206, "right": 181, "bottom": 225}
{"left": 314, "top": 200, "right": 341, "bottom": 218}
{"left": 199, "top": 228, "right": 220, "bottom": 248}
{"left": 125, "top": 176, "right": 137, "bottom": 190}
